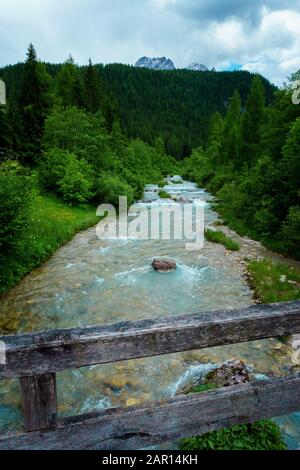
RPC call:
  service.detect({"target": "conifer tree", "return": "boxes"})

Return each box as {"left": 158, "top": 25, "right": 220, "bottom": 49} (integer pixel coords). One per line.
{"left": 84, "top": 59, "right": 102, "bottom": 114}
{"left": 242, "top": 75, "right": 265, "bottom": 162}
{"left": 55, "top": 55, "right": 84, "bottom": 108}
{"left": 19, "top": 44, "right": 52, "bottom": 162}
{"left": 224, "top": 90, "right": 242, "bottom": 165}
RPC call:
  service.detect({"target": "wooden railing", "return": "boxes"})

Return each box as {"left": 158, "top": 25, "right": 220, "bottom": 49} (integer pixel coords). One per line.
{"left": 0, "top": 301, "right": 300, "bottom": 450}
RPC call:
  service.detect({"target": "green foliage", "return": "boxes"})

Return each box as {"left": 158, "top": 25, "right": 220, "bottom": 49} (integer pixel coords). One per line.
{"left": 98, "top": 65, "right": 275, "bottom": 159}
{"left": 19, "top": 44, "right": 52, "bottom": 162}
{"left": 205, "top": 229, "right": 240, "bottom": 251}
{"left": 181, "top": 420, "right": 286, "bottom": 450}
{"left": 158, "top": 190, "right": 171, "bottom": 199}
{"left": 247, "top": 259, "right": 300, "bottom": 304}
{"left": 184, "top": 78, "right": 300, "bottom": 260}
{"left": 55, "top": 56, "right": 84, "bottom": 108}
{"left": 0, "top": 161, "right": 34, "bottom": 255}
{"left": 180, "top": 383, "right": 286, "bottom": 450}
{"left": 95, "top": 173, "right": 135, "bottom": 207}
{"left": 38, "top": 149, "right": 93, "bottom": 203}
{"left": 0, "top": 194, "right": 100, "bottom": 296}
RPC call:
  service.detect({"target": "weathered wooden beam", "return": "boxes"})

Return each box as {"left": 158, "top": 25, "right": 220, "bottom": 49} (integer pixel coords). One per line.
{"left": 0, "top": 374, "right": 300, "bottom": 450}
{"left": 20, "top": 373, "right": 57, "bottom": 432}
{"left": 0, "top": 301, "right": 300, "bottom": 378}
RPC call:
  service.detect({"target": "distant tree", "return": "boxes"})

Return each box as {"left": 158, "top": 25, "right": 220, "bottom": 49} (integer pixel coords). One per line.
{"left": 223, "top": 90, "right": 242, "bottom": 165}
{"left": 55, "top": 55, "right": 84, "bottom": 108}
{"left": 206, "top": 112, "right": 224, "bottom": 166}
{"left": 19, "top": 44, "right": 52, "bottom": 162}
{"left": 83, "top": 59, "right": 102, "bottom": 114}
{"left": 281, "top": 117, "right": 300, "bottom": 206}
{"left": 242, "top": 76, "right": 265, "bottom": 162}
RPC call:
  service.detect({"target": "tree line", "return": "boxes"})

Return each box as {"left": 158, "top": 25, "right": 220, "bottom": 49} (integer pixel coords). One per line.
{"left": 0, "top": 44, "right": 177, "bottom": 274}
{"left": 0, "top": 55, "right": 276, "bottom": 159}
{"left": 183, "top": 75, "right": 300, "bottom": 259}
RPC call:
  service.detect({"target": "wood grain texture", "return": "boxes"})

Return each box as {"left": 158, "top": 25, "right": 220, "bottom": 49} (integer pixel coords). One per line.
{"left": 0, "top": 374, "right": 299, "bottom": 450}
{"left": 0, "top": 301, "right": 300, "bottom": 378}
{"left": 20, "top": 373, "right": 57, "bottom": 432}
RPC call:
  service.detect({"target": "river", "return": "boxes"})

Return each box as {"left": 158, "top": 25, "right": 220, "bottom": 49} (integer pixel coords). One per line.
{"left": 0, "top": 179, "right": 299, "bottom": 448}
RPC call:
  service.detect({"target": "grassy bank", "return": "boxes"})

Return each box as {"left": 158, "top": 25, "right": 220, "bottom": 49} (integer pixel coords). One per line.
{"left": 247, "top": 259, "right": 300, "bottom": 304}
{"left": 0, "top": 195, "right": 100, "bottom": 295}
{"left": 205, "top": 228, "right": 240, "bottom": 251}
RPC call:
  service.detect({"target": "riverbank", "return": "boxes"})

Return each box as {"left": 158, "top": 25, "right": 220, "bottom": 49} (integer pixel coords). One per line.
{"left": 207, "top": 218, "right": 300, "bottom": 303}
{"left": 0, "top": 194, "right": 100, "bottom": 295}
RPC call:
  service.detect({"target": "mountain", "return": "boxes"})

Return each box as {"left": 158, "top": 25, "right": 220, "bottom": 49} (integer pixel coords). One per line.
{"left": 186, "top": 63, "right": 209, "bottom": 72}
{"left": 135, "top": 56, "right": 175, "bottom": 70}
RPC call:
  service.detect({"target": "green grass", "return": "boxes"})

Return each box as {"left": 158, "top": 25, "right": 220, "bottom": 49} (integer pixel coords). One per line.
{"left": 247, "top": 259, "right": 300, "bottom": 304}
{"left": 0, "top": 194, "right": 100, "bottom": 294}
{"left": 179, "top": 384, "right": 286, "bottom": 450}
{"left": 159, "top": 190, "right": 172, "bottom": 199}
{"left": 205, "top": 229, "right": 240, "bottom": 251}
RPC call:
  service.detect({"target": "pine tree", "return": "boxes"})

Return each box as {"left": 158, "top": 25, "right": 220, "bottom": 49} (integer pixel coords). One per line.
{"left": 206, "top": 112, "right": 224, "bottom": 167}
{"left": 242, "top": 75, "right": 265, "bottom": 162}
{"left": 224, "top": 90, "right": 242, "bottom": 165}
{"left": 84, "top": 59, "right": 102, "bottom": 114}
{"left": 55, "top": 55, "right": 84, "bottom": 108}
{"left": 19, "top": 44, "right": 52, "bottom": 162}
{"left": 281, "top": 117, "right": 300, "bottom": 206}
{"left": 0, "top": 105, "right": 8, "bottom": 158}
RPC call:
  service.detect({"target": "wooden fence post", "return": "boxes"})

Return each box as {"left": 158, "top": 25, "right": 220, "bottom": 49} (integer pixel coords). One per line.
{"left": 20, "top": 373, "right": 57, "bottom": 432}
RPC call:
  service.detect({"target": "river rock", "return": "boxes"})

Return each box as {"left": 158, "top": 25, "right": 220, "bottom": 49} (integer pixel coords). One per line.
{"left": 151, "top": 258, "right": 177, "bottom": 272}
{"left": 205, "top": 360, "right": 250, "bottom": 387}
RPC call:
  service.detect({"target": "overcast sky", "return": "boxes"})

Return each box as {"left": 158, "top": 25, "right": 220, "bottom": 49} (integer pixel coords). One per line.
{"left": 1, "top": 0, "right": 300, "bottom": 85}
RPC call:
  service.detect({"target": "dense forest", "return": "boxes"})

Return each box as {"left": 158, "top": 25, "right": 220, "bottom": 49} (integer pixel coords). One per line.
{"left": 0, "top": 44, "right": 299, "bottom": 293}
{"left": 0, "top": 45, "right": 177, "bottom": 292}
{"left": 0, "top": 57, "right": 276, "bottom": 159}
{"left": 183, "top": 75, "right": 300, "bottom": 259}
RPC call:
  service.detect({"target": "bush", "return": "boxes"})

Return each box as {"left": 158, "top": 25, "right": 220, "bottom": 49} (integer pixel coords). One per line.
{"left": 159, "top": 190, "right": 171, "bottom": 199}
{"left": 0, "top": 161, "right": 34, "bottom": 254}
{"left": 180, "top": 384, "right": 286, "bottom": 450}
{"left": 279, "top": 206, "right": 300, "bottom": 259}
{"left": 38, "top": 149, "right": 93, "bottom": 203}
{"left": 95, "top": 173, "right": 134, "bottom": 207}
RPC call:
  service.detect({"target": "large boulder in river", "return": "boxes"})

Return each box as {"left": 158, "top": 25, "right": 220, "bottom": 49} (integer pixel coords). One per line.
{"left": 205, "top": 360, "right": 250, "bottom": 387}
{"left": 152, "top": 258, "right": 177, "bottom": 272}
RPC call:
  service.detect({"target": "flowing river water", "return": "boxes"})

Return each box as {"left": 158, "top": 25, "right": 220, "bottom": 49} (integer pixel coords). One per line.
{"left": 0, "top": 180, "right": 299, "bottom": 448}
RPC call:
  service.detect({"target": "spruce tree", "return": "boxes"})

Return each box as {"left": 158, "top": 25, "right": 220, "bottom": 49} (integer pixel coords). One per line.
{"left": 242, "top": 75, "right": 265, "bottom": 162}
{"left": 84, "top": 59, "right": 102, "bottom": 114}
{"left": 55, "top": 55, "right": 84, "bottom": 108}
{"left": 19, "top": 44, "right": 52, "bottom": 162}
{"left": 224, "top": 90, "right": 242, "bottom": 165}
{"left": 206, "top": 112, "right": 224, "bottom": 167}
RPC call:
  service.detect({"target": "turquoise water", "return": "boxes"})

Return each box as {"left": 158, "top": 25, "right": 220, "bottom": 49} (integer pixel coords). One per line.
{"left": 0, "top": 181, "right": 299, "bottom": 447}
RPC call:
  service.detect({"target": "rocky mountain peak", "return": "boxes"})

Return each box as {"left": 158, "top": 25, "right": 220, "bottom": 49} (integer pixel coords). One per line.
{"left": 135, "top": 56, "right": 176, "bottom": 71}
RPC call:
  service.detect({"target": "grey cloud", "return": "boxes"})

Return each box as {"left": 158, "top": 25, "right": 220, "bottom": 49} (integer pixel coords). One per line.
{"left": 169, "top": 0, "right": 300, "bottom": 25}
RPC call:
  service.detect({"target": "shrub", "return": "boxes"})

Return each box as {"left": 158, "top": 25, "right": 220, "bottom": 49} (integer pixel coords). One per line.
{"left": 95, "top": 173, "right": 134, "bottom": 207}
{"left": 159, "top": 190, "right": 171, "bottom": 199}
{"left": 38, "top": 149, "right": 93, "bottom": 203}
{"left": 0, "top": 161, "right": 34, "bottom": 254}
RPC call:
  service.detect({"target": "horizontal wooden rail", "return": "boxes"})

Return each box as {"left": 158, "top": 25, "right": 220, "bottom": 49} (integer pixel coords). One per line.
{"left": 0, "top": 374, "right": 300, "bottom": 450}
{"left": 0, "top": 301, "right": 300, "bottom": 379}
